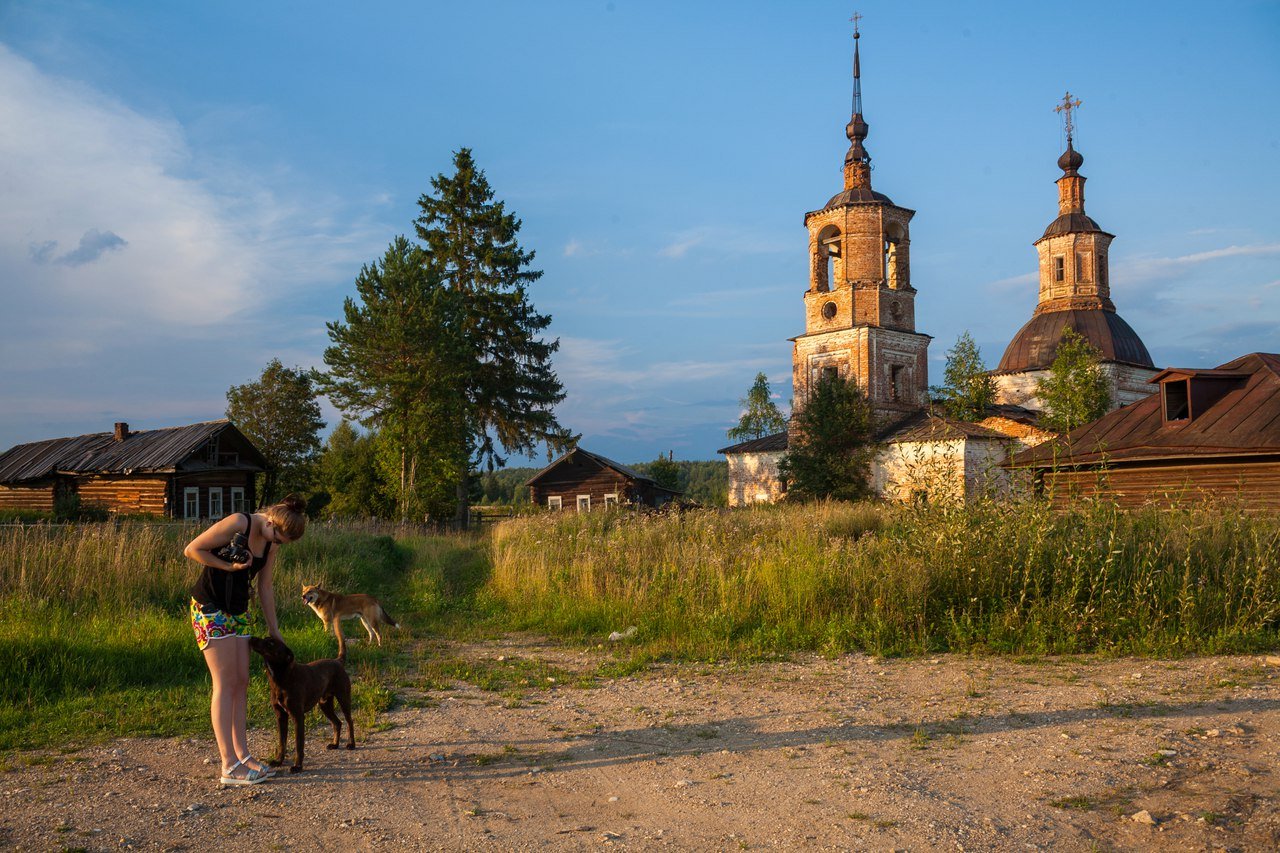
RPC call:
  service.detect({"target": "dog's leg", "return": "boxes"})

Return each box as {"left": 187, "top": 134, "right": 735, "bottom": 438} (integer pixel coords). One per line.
{"left": 336, "top": 689, "right": 356, "bottom": 750}
{"left": 332, "top": 619, "right": 347, "bottom": 661}
{"left": 271, "top": 706, "right": 289, "bottom": 766}
{"left": 358, "top": 614, "right": 381, "bottom": 646}
{"left": 319, "top": 697, "right": 342, "bottom": 749}
{"left": 289, "top": 704, "right": 306, "bottom": 772}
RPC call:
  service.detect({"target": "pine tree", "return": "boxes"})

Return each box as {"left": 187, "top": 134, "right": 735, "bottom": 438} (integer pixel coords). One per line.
{"left": 931, "top": 332, "right": 998, "bottom": 422}
{"left": 726, "top": 372, "right": 787, "bottom": 441}
{"left": 316, "top": 421, "right": 394, "bottom": 518}
{"left": 779, "top": 374, "right": 877, "bottom": 502}
{"left": 226, "top": 359, "right": 325, "bottom": 505}
{"left": 415, "top": 149, "right": 573, "bottom": 525}
{"left": 1036, "top": 328, "right": 1113, "bottom": 433}
{"left": 316, "top": 236, "right": 466, "bottom": 521}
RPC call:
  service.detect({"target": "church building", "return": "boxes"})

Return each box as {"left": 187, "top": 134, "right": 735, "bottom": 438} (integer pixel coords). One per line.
{"left": 992, "top": 94, "right": 1158, "bottom": 410}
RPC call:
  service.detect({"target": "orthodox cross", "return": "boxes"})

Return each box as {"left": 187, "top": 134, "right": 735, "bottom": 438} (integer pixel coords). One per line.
{"left": 1054, "top": 91, "right": 1083, "bottom": 141}
{"left": 850, "top": 10, "right": 862, "bottom": 37}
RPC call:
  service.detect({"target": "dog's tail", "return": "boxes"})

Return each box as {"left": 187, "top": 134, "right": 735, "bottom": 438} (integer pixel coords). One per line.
{"left": 379, "top": 605, "right": 398, "bottom": 628}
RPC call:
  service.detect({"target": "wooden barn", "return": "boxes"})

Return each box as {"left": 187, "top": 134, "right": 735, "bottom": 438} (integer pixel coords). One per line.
{"left": 1010, "top": 352, "right": 1280, "bottom": 509}
{"left": 0, "top": 420, "right": 267, "bottom": 518}
{"left": 526, "top": 447, "right": 681, "bottom": 511}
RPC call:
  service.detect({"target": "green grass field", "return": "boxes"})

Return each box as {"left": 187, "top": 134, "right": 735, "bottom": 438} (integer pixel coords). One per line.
{"left": 1, "top": 498, "right": 1277, "bottom": 752}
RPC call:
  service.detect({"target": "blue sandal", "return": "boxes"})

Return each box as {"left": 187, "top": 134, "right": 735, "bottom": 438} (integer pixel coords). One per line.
{"left": 242, "top": 755, "right": 276, "bottom": 778}
{"left": 220, "top": 758, "right": 269, "bottom": 786}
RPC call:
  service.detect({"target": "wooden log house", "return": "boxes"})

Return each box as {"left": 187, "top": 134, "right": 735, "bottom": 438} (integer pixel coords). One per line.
{"left": 0, "top": 420, "right": 267, "bottom": 518}
{"left": 1010, "top": 352, "right": 1280, "bottom": 509}
{"left": 526, "top": 447, "right": 681, "bottom": 511}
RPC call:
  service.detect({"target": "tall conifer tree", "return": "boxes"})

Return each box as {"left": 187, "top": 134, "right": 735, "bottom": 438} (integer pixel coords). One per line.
{"left": 726, "top": 372, "right": 788, "bottom": 441}
{"left": 931, "top": 332, "right": 998, "bottom": 422}
{"left": 415, "top": 149, "right": 571, "bottom": 525}
{"left": 779, "top": 374, "right": 877, "bottom": 502}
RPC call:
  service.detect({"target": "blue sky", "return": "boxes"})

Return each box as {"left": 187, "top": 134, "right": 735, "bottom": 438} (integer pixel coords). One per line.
{"left": 1, "top": 1, "right": 1277, "bottom": 464}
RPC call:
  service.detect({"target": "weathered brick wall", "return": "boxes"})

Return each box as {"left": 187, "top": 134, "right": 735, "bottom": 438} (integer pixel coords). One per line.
{"left": 994, "top": 362, "right": 1156, "bottom": 413}
{"left": 725, "top": 451, "right": 786, "bottom": 507}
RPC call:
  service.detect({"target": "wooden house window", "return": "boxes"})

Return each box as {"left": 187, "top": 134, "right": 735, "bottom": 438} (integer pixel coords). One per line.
{"left": 209, "top": 488, "right": 224, "bottom": 519}
{"left": 547, "top": 496, "right": 562, "bottom": 511}
{"left": 577, "top": 495, "right": 591, "bottom": 513}
{"left": 205, "top": 437, "right": 220, "bottom": 464}
{"left": 1163, "top": 380, "right": 1190, "bottom": 422}
{"left": 230, "top": 487, "right": 246, "bottom": 513}
{"left": 604, "top": 493, "right": 618, "bottom": 508}
{"left": 184, "top": 487, "right": 200, "bottom": 519}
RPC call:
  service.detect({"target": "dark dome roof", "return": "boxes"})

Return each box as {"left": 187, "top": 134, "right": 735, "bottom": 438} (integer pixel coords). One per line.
{"left": 1057, "top": 142, "right": 1084, "bottom": 171}
{"left": 823, "top": 186, "right": 894, "bottom": 207}
{"left": 1041, "top": 212, "right": 1106, "bottom": 239}
{"left": 997, "top": 309, "right": 1155, "bottom": 372}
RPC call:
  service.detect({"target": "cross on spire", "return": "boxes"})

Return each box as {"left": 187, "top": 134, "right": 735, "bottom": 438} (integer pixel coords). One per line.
{"left": 850, "top": 10, "right": 862, "bottom": 36}
{"left": 1054, "top": 91, "right": 1083, "bottom": 142}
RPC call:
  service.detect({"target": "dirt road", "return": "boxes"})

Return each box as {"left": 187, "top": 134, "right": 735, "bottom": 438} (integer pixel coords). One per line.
{"left": 3, "top": 638, "right": 1277, "bottom": 851}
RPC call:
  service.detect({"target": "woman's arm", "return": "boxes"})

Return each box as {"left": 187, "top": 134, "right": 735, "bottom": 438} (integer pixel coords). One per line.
{"left": 256, "top": 552, "right": 284, "bottom": 642}
{"left": 183, "top": 514, "right": 252, "bottom": 572}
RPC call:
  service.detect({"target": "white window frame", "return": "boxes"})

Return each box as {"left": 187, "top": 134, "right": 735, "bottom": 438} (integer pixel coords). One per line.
{"left": 577, "top": 495, "right": 591, "bottom": 513}
{"left": 604, "top": 493, "right": 618, "bottom": 509}
{"left": 184, "top": 487, "right": 200, "bottom": 519}
{"left": 209, "top": 488, "right": 224, "bottom": 519}
{"left": 547, "top": 496, "right": 562, "bottom": 510}
{"left": 230, "top": 487, "right": 246, "bottom": 514}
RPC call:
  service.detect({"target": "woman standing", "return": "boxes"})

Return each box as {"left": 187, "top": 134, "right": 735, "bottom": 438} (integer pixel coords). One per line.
{"left": 184, "top": 494, "right": 306, "bottom": 785}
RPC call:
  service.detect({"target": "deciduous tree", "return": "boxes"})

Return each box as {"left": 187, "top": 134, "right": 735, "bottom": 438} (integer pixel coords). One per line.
{"left": 1036, "top": 328, "right": 1112, "bottom": 433}
{"left": 779, "top": 374, "right": 877, "bottom": 502}
{"left": 726, "top": 372, "right": 787, "bottom": 442}
{"left": 226, "top": 359, "right": 325, "bottom": 505}
{"left": 931, "top": 331, "right": 997, "bottom": 422}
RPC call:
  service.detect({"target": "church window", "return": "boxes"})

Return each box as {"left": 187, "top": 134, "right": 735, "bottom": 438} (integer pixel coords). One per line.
{"left": 889, "top": 300, "right": 901, "bottom": 323}
{"left": 1053, "top": 256, "right": 1065, "bottom": 282}
{"left": 821, "top": 301, "right": 837, "bottom": 320}
{"left": 821, "top": 366, "right": 839, "bottom": 382}
{"left": 890, "top": 365, "right": 903, "bottom": 402}
{"left": 1076, "top": 251, "right": 1092, "bottom": 283}
{"left": 884, "top": 238, "right": 900, "bottom": 288}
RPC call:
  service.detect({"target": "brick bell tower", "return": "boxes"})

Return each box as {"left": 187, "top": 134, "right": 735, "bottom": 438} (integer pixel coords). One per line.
{"left": 790, "top": 23, "right": 931, "bottom": 426}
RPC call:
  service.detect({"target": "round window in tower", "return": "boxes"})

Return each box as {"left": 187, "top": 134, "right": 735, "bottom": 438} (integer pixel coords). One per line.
{"left": 821, "top": 301, "right": 837, "bottom": 320}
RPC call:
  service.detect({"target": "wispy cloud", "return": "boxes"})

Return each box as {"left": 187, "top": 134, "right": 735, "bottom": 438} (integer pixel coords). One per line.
{"left": 1118, "top": 242, "right": 1280, "bottom": 285}
{"left": 659, "top": 233, "right": 705, "bottom": 259}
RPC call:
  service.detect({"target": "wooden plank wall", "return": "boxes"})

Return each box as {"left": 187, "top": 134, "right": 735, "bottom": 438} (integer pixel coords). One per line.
{"left": 171, "top": 473, "right": 258, "bottom": 519}
{"left": 1045, "top": 460, "right": 1280, "bottom": 510}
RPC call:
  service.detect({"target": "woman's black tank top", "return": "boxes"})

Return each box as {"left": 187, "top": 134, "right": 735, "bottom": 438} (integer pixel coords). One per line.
{"left": 189, "top": 512, "right": 272, "bottom": 616}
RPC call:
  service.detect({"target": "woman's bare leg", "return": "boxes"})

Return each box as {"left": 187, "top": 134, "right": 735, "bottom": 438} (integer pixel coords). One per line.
{"left": 203, "top": 638, "right": 249, "bottom": 775}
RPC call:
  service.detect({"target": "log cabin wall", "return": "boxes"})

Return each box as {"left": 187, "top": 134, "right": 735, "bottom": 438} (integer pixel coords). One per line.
{"left": 76, "top": 476, "right": 169, "bottom": 516}
{"left": 0, "top": 481, "right": 55, "bottom": 511}
{"left": 1044, "top": 459, "right": 1280, "bottom": 510}
{"left": 530, "top": 460, "right": 637, "bottom": 511}
{"left": 170, "top": 472, "right": 258, "bottom": 520}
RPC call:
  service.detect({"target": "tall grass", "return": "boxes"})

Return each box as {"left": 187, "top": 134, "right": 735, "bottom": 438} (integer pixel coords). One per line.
{"left": 0, "top": 522, "right": 422, "bottom": 750}
{"left": 488, "top": 500, "right": 1280, "bottom": 658}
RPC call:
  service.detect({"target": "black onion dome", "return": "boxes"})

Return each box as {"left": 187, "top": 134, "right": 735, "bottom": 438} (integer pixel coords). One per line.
{"left": 1041, "top": 212, "right": 1106, "bottom": 239}
{"left": 824, "top": 186, "right": 894, "bottom": 207}
{"left": 1058, "top": 141, "right": 1084, "bottom": 172}
{"left": 997, "top": 309, "right": 1154, "bottom": 372}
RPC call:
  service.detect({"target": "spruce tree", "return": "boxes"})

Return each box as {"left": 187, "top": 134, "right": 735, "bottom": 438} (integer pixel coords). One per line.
{"left": 726, "top": 372, "right": 788, "bottom": 441}
{"left": 415, "top": 149, "right": 571, "bottom": 525}
{"left": 779, "top": 374, "right": 877, "bottom": 502}
{"left": 931, "top": 331, "right": 998, "bottom": 422}
{"left": 1036, "top": 328, "right": 1113, "bottom": 433}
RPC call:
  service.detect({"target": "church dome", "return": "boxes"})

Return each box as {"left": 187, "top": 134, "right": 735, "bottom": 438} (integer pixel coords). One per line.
{"left": 1057, "top": 141, "right": 1084, "bottom": 172}
{"left": 996, "top": 309, "right": 1154, "bottom": 372}
{"left": 1040, "top": 212, "right": 1105, "bottom": 239}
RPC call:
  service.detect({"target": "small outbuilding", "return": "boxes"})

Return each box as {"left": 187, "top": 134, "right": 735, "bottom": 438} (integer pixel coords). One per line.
{"left": 1010, "top": 352, "right": 1280, "bottom": 509}
{"left": 0, "top": 420, "right": 267, "bottom": 518}
{"left": 526, "top": 447, "right": 680, "bottom": 511}
{"left": 718, "top": 432, "right": 788, "bottom": 507}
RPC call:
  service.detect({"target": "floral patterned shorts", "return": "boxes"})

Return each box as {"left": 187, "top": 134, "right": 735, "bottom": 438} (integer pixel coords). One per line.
{"left": 189, "top": 598, "right": 251, "bottom": 650}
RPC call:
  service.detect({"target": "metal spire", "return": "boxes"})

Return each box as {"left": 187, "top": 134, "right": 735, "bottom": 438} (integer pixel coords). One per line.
{"left": 850, "top": 12, "right": 863, "bottom": 118}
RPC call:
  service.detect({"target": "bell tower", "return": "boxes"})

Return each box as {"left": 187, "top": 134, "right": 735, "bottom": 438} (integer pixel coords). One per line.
{"left": 791, "top": 22, "right": 931, "bottom": 424}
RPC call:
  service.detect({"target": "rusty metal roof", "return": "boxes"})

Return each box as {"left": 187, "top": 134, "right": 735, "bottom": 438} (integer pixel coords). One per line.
{"left": 877, "top": 411, "right": 1012, "bottom": 444}
{"left": 996, "top": 308, "right": 1154, "bottom": 373}
{"left": 1039, "top": 212, "right": 1109, "bottom": 240}
{"left": 0, "top": 420, "right": 265, "bottom": 483}
{"left": 1011, "top": 353, "right": 1280, "bottom": 468}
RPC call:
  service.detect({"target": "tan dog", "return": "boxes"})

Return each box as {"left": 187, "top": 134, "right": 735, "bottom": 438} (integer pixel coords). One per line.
{"left": 301, "top": 584, "right": 398, "bottom": 661}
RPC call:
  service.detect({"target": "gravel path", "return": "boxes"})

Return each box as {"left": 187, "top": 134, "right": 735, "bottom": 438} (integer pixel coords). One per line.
{"left": 3, "top": 639, "right": 1277, "bottom": 851}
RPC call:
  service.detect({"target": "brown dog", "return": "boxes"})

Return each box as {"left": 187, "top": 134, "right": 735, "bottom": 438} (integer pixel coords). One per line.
{"left": 301, "top": 584, "right": 398, "bottom": 661}
{"left": 248, "top": 636, "right": 356, "bottom": 772}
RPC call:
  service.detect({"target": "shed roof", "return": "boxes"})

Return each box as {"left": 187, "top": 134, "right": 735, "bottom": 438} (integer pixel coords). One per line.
{"left": 877, "top": 411, "right": 1012, "bottom": 444}
{"left": 1011, "top": 353, "right": 1280, "bottom": 468}
{"left": 525, "top": 447, "right": 663, "bottom": 489}
{"left": 0, "top": 420, "right": 266, "bottom": 483}
{"left": 718, "top": 431, "right": 789, "bottom": 455}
